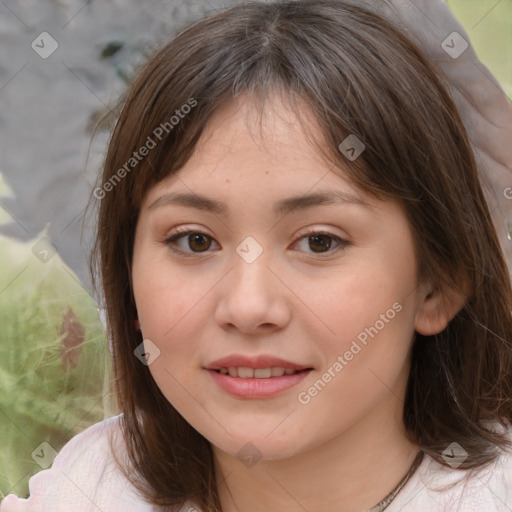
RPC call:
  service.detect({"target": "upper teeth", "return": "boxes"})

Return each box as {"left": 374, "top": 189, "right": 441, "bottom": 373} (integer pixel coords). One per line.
{"left": 219, "top": 367, "right": 298, "bottom": 378}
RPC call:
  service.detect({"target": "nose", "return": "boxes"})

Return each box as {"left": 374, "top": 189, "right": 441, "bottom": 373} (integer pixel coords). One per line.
{"left": 214, "top": 247, "right": 292, "bottom": 335}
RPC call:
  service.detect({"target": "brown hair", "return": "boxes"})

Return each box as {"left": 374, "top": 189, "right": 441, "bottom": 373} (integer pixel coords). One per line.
{"left": 91, "top": 1, "right": 512, "bottom": 509}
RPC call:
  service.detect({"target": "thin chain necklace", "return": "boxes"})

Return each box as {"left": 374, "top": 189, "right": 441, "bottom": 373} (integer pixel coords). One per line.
{"left": 367, "top": 451, "right": 424, "bottom": 512}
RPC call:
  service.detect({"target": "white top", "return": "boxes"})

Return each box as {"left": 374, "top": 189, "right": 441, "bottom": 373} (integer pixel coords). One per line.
{"left": 2, "top": 415, "right": 512, "bottom": 511}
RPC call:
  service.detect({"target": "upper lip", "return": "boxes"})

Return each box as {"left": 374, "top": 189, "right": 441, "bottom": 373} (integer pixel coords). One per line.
{"left": 205, "top": 354, "right": 312, "bottom": 371}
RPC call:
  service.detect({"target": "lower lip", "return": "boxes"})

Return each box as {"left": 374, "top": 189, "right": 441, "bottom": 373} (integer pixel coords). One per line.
{"left": 206, "top": 369, "right": 312, "bottom": 399}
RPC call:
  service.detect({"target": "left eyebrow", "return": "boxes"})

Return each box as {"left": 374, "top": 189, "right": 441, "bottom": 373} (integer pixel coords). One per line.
{"left": 148, "top": 189, "right": 373, "bottom": 216}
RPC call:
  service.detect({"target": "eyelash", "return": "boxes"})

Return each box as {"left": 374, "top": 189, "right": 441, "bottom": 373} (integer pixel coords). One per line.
{"left": 163, "top": 227, "right": 351, "bottom": 258}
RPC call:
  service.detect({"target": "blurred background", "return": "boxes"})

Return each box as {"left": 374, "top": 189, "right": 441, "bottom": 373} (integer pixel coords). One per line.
{"left": 0, "top": 0, "right": 510, "bottom": 500}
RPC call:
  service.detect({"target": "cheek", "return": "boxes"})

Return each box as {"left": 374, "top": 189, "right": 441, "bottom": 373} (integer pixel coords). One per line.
{"left": 132, "top": 263, "right": 203, "bottom": 391}
{"left": 132, "top": 263, "right": 213, "bottom": 412}
{"left": 132, "top": 240, "right": 207, "bottom": 336}
{"left": 134, "top": 274, "right": 208, "bottom": 349}
{"left": 289, "top": 268, "right": 415, "bottom": 445}
{"left": 294, "top": 261, "right": 413, "bottom": 358}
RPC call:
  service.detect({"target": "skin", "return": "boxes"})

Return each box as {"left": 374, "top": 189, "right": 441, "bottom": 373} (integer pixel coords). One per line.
{"left": 132, "top": 93, "right": 466, "bottom": 512}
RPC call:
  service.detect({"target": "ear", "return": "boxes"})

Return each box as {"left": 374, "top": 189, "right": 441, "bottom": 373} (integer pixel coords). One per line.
{"left": 414, "top": 278, "right": 469, "bottom": 336}
{"left": 134, "top": 318, "right": 141, "bottom": 331}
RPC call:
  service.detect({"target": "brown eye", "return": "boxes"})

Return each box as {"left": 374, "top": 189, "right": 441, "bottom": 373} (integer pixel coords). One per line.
{"left": 294, "top": 231, "right": 350, "bottom": 256}
{"left": 164, "top": 230, "right": 219, "bottom": 256}
{"left": 164, "top": 229, "right": 350, "bottom": 259}
{"left": 187, "top": 233, "right": 212, "bottom": 252}
{"left": 307, "top": 234, "right": 334, "bottom": 253}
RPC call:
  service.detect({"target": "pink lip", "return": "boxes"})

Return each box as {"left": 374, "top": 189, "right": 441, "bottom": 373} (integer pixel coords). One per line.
{"left": 205, "top": 354, "right": 311, "bottom": 371}
{"left": 204, "top": 354, "right": 313, "bottom": 399}
{"left": 206, "top": 368, "right": 312, "bottom": 399}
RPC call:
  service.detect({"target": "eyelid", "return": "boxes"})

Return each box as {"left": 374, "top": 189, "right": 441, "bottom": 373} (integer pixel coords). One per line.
{"left": 162, "top": 226, "right": 351, "bottom": 257}
{"left": 293, "top": 228, "right": 351, "bottom": 256}
{"left": 163, "top": 226, "right": 219, "bottom": 258}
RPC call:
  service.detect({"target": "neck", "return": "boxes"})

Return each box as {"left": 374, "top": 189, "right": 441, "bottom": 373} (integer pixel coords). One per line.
{"left": 213, "top": 392, "right": 419, "bottom": 512}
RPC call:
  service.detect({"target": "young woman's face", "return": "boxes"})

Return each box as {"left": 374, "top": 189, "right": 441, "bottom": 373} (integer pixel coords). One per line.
{"left": 132, "top": 94, "right": 429, "bottom": 460}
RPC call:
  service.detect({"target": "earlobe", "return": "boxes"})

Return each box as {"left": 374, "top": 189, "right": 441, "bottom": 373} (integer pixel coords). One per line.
{"left": 414, "top": 281, "right": 469, "bottom": 336}
{"left": 134, "top": 319, "right": 141, "bottom": 331}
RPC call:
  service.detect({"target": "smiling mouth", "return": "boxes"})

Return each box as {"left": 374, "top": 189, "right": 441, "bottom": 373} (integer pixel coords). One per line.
{"left": 214, "top": 367, "right": 312, "bottom": 378}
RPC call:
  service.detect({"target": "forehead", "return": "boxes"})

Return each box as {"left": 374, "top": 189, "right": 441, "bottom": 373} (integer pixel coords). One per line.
{"left": 142, "top": 92, "right": 372, "bottom": 208}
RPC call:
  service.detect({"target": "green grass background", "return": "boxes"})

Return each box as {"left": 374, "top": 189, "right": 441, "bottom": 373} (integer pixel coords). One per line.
{"left": 0, "top": 237, "right": 112, "bottom": 499}
{"left": 0, "top": 0, "right": 510, "bottom": 500}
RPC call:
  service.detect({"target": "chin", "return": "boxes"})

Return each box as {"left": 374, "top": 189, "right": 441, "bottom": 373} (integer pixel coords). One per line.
{"left": 203, "top": 423, "right": 312, "bottom": 463}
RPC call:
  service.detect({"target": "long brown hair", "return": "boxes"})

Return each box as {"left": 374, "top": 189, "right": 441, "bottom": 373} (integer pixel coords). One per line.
{"left": 91, "top": 1, "right": 512, "bottom": 509}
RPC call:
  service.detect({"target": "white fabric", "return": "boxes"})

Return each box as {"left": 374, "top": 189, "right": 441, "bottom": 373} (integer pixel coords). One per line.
{"left": 1, "top": 415, "right": 512, "bottom": 511}
{"left": 0, "top": 416, "right": 169, "bottom": 512}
